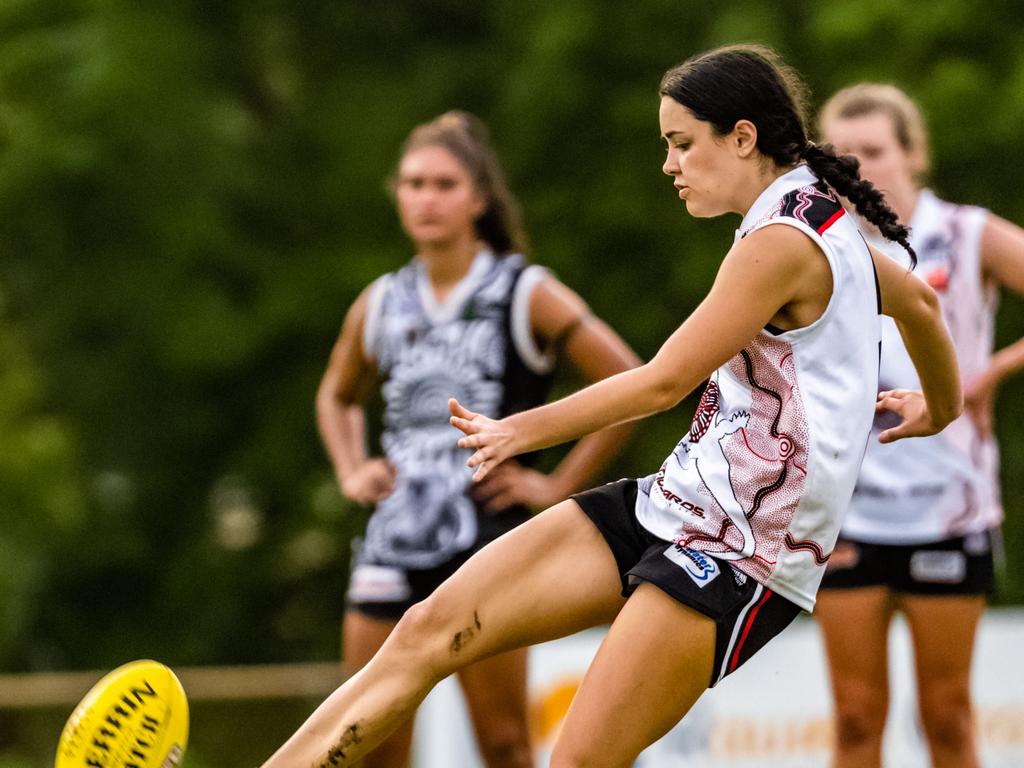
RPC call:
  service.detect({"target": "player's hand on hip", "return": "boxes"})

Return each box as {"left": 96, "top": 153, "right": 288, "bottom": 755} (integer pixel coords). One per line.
{"left": 340, "top": 459, "right": 397, "bottom": 505}
{"left": 875, "top": 389, "right": 943, "bottom": 443}
{"left": 963, "top": 372, "right": 996, "bottom": 440}
{"left": 449, "top": 398, "right": 518, "bottom": 482}
{"left": 471, "top": 460, "right": 566, "bottom": 514}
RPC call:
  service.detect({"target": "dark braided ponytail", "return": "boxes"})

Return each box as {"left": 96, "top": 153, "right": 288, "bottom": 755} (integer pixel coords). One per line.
{"left": 660, "top": 45, "right": 916, "bottom": 264}
{"left": 801, "top": 143, "right": 916, "bottom": 264}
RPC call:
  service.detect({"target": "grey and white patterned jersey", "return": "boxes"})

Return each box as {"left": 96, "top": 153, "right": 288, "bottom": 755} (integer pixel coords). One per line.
{"left": 359, "top": 249, "right": 554, "bottom": 568}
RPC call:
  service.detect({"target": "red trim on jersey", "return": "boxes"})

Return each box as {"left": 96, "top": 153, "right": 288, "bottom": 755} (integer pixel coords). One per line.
{"left": 817, "top": 208, "right": 845, "bottom": 234}
{"left": 739, "top": 428, "right": 776, "bottom": 462}
{"left": 728, "top": 587, "right": 774, "bottom": 672}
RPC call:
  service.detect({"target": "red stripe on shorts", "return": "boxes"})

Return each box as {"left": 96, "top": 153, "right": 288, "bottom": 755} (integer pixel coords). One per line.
{"left": 728, "top": 587, "right": 774, "bottom": 673}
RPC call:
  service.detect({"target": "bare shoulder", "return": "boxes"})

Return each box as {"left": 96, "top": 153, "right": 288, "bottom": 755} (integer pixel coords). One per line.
{"left": 330, "top": 278, "right": 386, "bottom": 367}
{"left": 528, "top": 272, "right": 590, "bottom": 343}
{"left": 722, "top": 223, "right": 826, "bottom": 295}
{"left": 731, "top": 222, "right": 822, "bottom": 267}
{"left": 980, "top": 212, "right": 1024, "bottom": 292}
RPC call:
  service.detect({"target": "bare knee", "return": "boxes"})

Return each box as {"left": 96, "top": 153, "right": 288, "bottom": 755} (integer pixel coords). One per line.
{"left": 833, "top": 692, "right": 887, "bottom": 752}
{"left": 388, "top": 597, "right": 451, "bottom": 663}
{"left": 477, "top": 719, "right": 533, "bottom": 768}
{"left": 388, "top": 596, "right": 485, "bottom": 678}
{"left": 919, "top": 684, "right": 975, "bottom": 754}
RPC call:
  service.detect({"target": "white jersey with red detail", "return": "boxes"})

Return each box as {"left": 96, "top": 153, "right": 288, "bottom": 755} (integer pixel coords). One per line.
{"left": 634, "top": 166, "right": 881, "bottom": 612}
{"left": 842, "top": 190, "right": 1000, "bottom": 544}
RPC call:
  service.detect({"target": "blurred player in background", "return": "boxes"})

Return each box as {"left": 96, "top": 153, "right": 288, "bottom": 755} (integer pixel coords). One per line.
{"left": 317, "top": 110, "right": 640, "bottom": 768}
{"left": 262, "top": 46, "right": 962, "bottom": 768}
{"left": 815, "top": 84, "right": 1024, "bottom": 768}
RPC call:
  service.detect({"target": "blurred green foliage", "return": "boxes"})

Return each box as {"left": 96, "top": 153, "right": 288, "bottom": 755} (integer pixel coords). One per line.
{"left": 0, "top": 0, "right": 1021, "bottom": 681}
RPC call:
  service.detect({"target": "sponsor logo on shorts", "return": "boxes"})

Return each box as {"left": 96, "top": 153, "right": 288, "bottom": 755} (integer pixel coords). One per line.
{"left": 909, "top": 550, "right": 967, "bottom": 584}
{"left": 664, "top": 544, "right": 720, "bottom": 588}
{"left": 347, "top": 564, "right": 413, "bottom": 603}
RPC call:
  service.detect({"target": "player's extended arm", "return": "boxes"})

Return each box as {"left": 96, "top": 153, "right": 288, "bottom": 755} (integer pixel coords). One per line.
{"left": 451, "top": 225, "right": 810, "bottom": 481}
{"left": 961, "top": 213, "right": 1024, "bottom": 437}
{"left": 976, "top": 214, "right": 1024, "bottom": 377}
{"left": 871, "top": 247, "right": 963, "bottom": 443}
{"left": 316, "top": 287, "right": 396, "bottom": 503}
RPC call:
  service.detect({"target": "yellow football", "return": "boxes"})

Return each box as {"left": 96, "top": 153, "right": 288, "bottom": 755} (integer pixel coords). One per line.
{"left": 55, "top": 660, "right": 188, "bottom": 768}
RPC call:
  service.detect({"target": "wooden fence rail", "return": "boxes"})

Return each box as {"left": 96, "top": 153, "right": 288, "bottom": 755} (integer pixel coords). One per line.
{"left": 0, "top": 662, "right": 344, "bottom": 709}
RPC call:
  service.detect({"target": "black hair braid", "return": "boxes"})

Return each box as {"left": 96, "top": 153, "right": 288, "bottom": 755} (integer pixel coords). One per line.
{"left": 802, "top": 143, "right": 917, "bottom": 266}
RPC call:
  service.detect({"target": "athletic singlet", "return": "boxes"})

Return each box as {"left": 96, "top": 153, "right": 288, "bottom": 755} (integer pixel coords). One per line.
{"left": 360, "top": 249, "right": 554, "bottom": 568}
{"left": 842, "top": 190, "right": 1001, "bottom": 544}
{"left": 634, "top": 166, "right": 882, "bottom": 611}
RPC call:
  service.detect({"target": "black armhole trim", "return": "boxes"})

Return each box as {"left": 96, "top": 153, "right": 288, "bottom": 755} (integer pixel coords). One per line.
{"left": 861, "top": 233, "right": 883, "bottom": 315}
{"left": 861, "top": 233, "right": 884, "bottom": 366}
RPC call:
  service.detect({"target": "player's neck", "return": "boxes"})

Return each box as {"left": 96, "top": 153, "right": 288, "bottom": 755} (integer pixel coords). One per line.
{"left": 417, "top": 234, "right": 482, "bottom": 301}
{"left": 892, "top": 188, "right": 922, "bottom": 227}
{"left": 736, "top": 163, "right": 794, "bottom": 217}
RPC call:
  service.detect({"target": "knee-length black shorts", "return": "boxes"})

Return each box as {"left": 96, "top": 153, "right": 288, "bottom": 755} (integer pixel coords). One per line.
{"left": 572, "top": 479, "right": 803, "bottom": 687}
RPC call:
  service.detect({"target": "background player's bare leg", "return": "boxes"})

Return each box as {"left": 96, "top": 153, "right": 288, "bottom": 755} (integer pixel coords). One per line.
{"left": 816, "top": 587, "right": 894, "bottom": 768}
{"left": 260, "top": 499, "right": 625, "bottom": 768}
{"left": 900, "top": 594, "right": 984, "bottom": 768}
{"left": 339, "top": 611, "right": 413, "bottom": 768}
{"left": 458, "top": 648, "right": 533, "bottom": 768}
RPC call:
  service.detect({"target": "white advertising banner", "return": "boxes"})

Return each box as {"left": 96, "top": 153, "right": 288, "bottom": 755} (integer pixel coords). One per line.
{"left": 413, "top": 608, "right": 1024, "bottom": 767}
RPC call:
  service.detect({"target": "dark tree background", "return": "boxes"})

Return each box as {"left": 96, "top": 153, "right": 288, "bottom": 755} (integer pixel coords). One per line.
{"left": 0, "top": 1, "right": 1021, "bottom": 764}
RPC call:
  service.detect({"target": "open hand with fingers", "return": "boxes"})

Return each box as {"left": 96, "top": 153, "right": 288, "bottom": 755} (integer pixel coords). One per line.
{"left": 449, "top": 398, "right": 521, "bottom": 482}
{"left": 875, "top": 389, "right": 946, "bottom": 443}
{"left": 470, "top": 459, "right": 568, "bottom": 514}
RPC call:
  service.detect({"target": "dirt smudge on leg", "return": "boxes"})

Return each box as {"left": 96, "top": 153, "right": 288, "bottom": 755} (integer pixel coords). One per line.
{"left": 318, "top": 721, "right": 363, "bottom": 767}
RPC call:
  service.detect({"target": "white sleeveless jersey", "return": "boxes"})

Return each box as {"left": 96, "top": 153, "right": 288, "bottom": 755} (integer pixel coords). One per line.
{"left": 360, "top": 250, "right": 555, "bottom": 568}
{"left": 634, "top": 166, "right": 882, "bottom": 611}
{"left": 842, "top": 190, "right": 1000, "bottom": 544}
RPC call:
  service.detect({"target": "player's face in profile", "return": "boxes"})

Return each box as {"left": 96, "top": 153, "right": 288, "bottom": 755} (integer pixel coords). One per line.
{"left": 823, "top": 112, "right": 919, "bottom": 199}
{"left": 659, "top": 96, "right": 740, "bottom": 218}
{"left": 396, "top": 146, "right": 486, "bottom": 248}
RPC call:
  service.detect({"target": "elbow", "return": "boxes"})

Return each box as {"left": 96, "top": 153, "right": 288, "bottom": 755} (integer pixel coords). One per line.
{"left": 938, "top": 388, "right": 964, "bottom": 429}
{"left": 644, "top": 366, "right": 687, "bottom": 414}
{"left": 918, "top": 281, "right": 942, "bottom": 320}
{"left": 901, "top": 277, "right": 947, "bottom": 336}
{"left": 315, "top": 381, "right": 333, "bottom": 415}
{"left": 315, "top": 378, "right": 349, "bottom": 419}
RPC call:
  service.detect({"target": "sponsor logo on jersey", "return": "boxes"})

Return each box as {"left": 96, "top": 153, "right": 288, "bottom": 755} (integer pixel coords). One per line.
{"left": 655, "top": 466, "right": 706, "bottom": 518}
{"left": 664, "top": 544, "right": 720, "bottom": 588}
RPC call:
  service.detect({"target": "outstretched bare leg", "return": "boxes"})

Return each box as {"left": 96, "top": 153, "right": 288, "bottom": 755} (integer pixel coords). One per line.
{"left": 260, "top": 499, "right": 626, "bottom": 767}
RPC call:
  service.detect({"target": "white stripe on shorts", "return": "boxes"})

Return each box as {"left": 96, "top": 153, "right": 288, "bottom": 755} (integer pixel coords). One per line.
{"left": 715, "top": 582, "right": 764, "bottom": 685}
